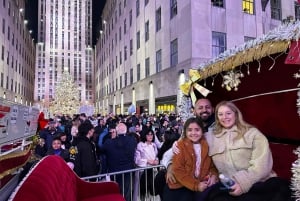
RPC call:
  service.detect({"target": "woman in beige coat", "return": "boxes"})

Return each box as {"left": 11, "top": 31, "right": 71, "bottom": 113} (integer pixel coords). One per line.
{"left": 205, "top": 101, "right": 291, "bottom": 201}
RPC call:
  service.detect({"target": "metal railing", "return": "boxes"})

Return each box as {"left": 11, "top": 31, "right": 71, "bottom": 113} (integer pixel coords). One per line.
{"left": 82, "top": 164, "right": 166, "bottom": 201}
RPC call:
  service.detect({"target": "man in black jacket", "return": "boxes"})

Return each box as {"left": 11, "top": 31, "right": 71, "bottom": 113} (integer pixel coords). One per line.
{"left": 73, "top": 122, "right": 99, "bottom": 178}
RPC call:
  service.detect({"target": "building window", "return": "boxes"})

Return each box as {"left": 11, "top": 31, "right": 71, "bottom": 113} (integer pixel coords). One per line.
{"left": 129, "top": 10, "right": 132, "bottom": 26}
{"left": 137, "top": 64, "right": 140, "bottom": 81}
{"left": 270, "top": 0, "right": 281, "bottom": 20}
{"left": 244, "top": 36, "right": 255, "bottom": 42}
{"left": 119, "top": 2, "right": 122, "bottom": 16}
{"left": 137, "top": 31, "right": 140, "bottom": 49}
{"left": 124, "top": 46, "right": 127, "bottom": 61}
{"left": 120, "top": 75, "right": 122, "bottom": 89}
{"left": 212, "top": 31, "right": 226, "bottom": 57}
{"left": 6, "top": 76, "right": 8, "bottom": 89}
{"left": 1, "top": 45, "right": 4, "bottom": 60}
{"left": 145, "top": 21, "right": 149, "bottom": 41}
{"left": 130, "top": 39, "right": 133, "bottom": 55}
{"left": 145, "top": 57, "right": 150, "bottom": 77}
{"left": 145, "top": 0, "right": 149, "bottom": 6}
{"left": 242, "top": 0, "right": 254, "bottom": 14}
{"left": 124, "top": 19, "right": 127, "bottom": 34}
{"left": 0, "top": 73, "right": 3, "bottom": 87}
{"left": 156, "top": 49, "right": 162, "bottom": 73}
{"left": 136, "top": 0, "right": 140, "bottom": 17}
{"left": 156, "top": 7, "right": 161, "bottom": 32}
{"left": 211, "top": 0, "right": 224, "bottom": 7}
{"left": 295, "top": 2, "right": 300, "bottom": 20}
{"left": 130, "top": 68, "right": 133, "bottom": 84}
{"left": 170, "top": 39, "right": 178, "bottom": 67}
{"left": 10, "top": 79, "right": 13, "bottom": 91}
{"left": 170, "top": 0, "right": 177, "bottom": 19}
{"left": 124, "top": 72, "right": 127, "bottom": 87}
{"left": 119, "top": 51, "right": 122, "bottom": 64}
{"left": 2, "top": 18, "right": 5, "bottom": 34}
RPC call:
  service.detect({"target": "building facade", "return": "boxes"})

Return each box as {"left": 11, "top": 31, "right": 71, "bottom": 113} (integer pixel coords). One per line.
{"left": 0, "top": 0, "right": 36, "bottom": 105}
{"left": 34, "top": 0, "right": 94, "bottom": 110}
{"left": 94, "top": 0, "right": 296, "bottom": 115}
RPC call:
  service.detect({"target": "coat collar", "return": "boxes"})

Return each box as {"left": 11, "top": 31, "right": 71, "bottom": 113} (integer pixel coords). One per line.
{"left": 215, "top": 125, "right": 238, "bottom": 138}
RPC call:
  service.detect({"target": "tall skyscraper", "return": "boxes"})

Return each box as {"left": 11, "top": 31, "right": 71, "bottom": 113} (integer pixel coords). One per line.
{"left": 0, "top": 0, "right": 36, "bottom": 105}
{"left": 34, "top": 0, "right": 94, "bottom": 110}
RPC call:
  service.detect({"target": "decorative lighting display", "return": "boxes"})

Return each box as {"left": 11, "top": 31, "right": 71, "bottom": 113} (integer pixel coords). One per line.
{"left": 49, "top": 69, "right": 80, "bottom": 115}
{"left": 295, "top": 69, "right": 300, "bottom": 117}
{"left": 179, "top": 21, "right": 300, "bottom": 119}
{"left": 221, "top": 70, "right": 244, "bottom": 91}
{"left": 292, "top": 147, "right": 300, "bottom": 200}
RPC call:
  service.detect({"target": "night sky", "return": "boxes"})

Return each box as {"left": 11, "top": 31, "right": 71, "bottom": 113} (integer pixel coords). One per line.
{"left": 25, "top": 0, "right": 106, "bottom": 45}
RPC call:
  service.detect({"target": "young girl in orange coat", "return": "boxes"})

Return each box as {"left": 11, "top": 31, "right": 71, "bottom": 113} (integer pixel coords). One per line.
{"left": 163, "top": 117, "right": 218, "bottom": 201}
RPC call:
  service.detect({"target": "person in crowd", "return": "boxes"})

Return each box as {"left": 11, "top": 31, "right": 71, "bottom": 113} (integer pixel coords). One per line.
{"left": 158, "top": 118, "right": 169, "bottom": 141}
{"left": 98, "top": 126, "right": 117, "bottom": 174}
{"left": 72, "top": 122, "right": 99, "bottom": 178}
{"left": 34, "top": 138, "right": 47, "bottom": 157}
{"left": 79, "top": 113, "right": 92, "bottom": 125}
{"left": 70, "top": 118, "right": 81, "bottom": 144}
{"left": 102, "top": 122, "right": 137, "bottom": 201}
{"left": 108, "top": 126, "right": 117, "bottom": 139}
{"left": 46, "top": 136, "right": 70, "bottom": 163}
{"left": 59, "top": 132, "right": 71, "bottom": 150}
{"left": 134, "top": 129, "right": 159, "bottom": 199}
{"left": 134, "top": 123, "right": 142, "bottom": 142}
{"left": 141, "top": 120, "right": 153, "bottom": 137}
{"left": 170, "top": 120, "right": 181, "bottom": 138}
{"left": 163, "top": 117, "right": 218, "bottom": 201}
{"left": 56, "top": 118, "right": 65, "bottom": 133}
{"left": 93, "top": 117, "right": 107, "bottom": 144}
{"left": 37, "top": 112, "right": 48, "bottom": 132}
{"left": 39, "top": 119, "right": 63, "bottom": 151}
{"left": 204, "top": 101, "right": 291, "bottom": 201}
{"left": 155, "top": 130, "right": 181, "bottom": 200}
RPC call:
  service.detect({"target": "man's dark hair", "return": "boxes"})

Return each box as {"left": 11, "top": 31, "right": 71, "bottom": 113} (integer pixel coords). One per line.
{"left": 80, "top": 113, "right": 87, "bottom": 118}
{"left": 78, "top": 122, "right": 94, "bottom": 137}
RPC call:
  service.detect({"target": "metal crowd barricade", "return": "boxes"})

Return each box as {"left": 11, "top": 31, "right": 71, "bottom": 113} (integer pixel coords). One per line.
{"left": 82, "top": 164, "right": 165, "bottom": 201}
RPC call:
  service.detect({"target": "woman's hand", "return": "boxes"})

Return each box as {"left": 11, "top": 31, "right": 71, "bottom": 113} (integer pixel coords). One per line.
{"left": 229, "top": 182, "right": 243, "bottom": 196}
{"left": 147, "top": 159, "right": 159, "bottom": 165}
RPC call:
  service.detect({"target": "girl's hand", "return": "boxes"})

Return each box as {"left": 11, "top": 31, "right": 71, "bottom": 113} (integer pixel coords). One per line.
{"left": 198, "top": 181, "right": 208, "bottom": 192}
{"left": 206, "top": 174, "right": 218, "bottom": 186}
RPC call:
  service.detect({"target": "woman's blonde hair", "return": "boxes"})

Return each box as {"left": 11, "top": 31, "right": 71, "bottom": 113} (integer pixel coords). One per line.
{"left": 213, "top": 101, "right": 252, "bottom": 138}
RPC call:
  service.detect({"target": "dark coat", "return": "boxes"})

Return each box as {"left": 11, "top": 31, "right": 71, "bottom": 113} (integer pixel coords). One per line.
{"left": 102, "top": 134, "right": 137, "bottom": 172}
{"left": 46, "top": 148, "right": 70, "bottom": 162}
{"left": 73, "top": 136, "right": 99, "bottom": 177}
{"left": 39, "top": 127, "right": 63, "bottom": 150}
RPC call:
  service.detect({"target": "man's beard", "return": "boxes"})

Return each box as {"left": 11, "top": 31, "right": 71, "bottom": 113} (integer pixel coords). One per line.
{"left": 199, "top": 112, "right": 210, "bottom": 122}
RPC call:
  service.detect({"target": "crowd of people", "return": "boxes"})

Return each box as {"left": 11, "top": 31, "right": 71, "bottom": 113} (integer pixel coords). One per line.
{"left": 34, "top": 98, "right": 292, "bottom": 201}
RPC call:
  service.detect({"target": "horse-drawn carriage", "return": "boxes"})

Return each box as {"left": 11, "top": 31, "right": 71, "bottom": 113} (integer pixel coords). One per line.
{"left": 178, "top": 21, "right": 300, "bottom": 197}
